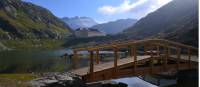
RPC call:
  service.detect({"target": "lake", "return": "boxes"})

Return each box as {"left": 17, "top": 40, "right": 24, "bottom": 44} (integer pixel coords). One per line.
{"left": 114, "top": 77, "right": 158, "bottom": 87}
{"left": 0, "top": 49, "right": 88, "bottom": 73}
{"left": 0, "top": 49, "right": 122, "bottom": 73}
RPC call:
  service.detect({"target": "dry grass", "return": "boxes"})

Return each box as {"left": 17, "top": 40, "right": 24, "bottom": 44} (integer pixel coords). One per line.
{"left": 0, "top": 74, "right": 36, "bottom": 87}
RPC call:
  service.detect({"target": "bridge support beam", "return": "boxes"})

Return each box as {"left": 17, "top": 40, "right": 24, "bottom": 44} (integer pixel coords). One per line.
{"left": 168, "top": 47, "right": 171, "bottom": 56}
{"left": 96, "top": 50, "right": 100, "bottom": 64}
{"left": 176, "top": 46, "right": 181, "bottom": 70}
{"left": 163, "top": 44, "right": 169, "bottom": 71}
{"left": 89, "top": 51, "right": 94, "bottom": 81}
{"left": 157, "top": 46, "right": 160, "bottom": 56}
{"left": 144, "top": 44, "right": 148, "bottom": 55}
{"left": 73, "top": 50, "right": 78, "bottom": 69}
{"left": 131, "top": 46, "right": 137, "bottom": 75}
{"left": 113, "top": 47, "right": 119, "bottom": 78}
{"left": 188, "top": 48, "right": 191, "bottom": 69}
{"left": 150, "top": 44, "right": 154, "bottom": 74}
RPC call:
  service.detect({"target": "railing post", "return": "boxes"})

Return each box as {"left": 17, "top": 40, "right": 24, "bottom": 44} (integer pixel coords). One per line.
{"left": 144, "top": 44, "right": 148, "bottom": 55}
{"left": 89, "top": 50, "right": 94, "bottom": 81}
{"left": 73, "top": 50, "right": 78, "bottom": 69}
{"left": 157, "top": 46, "right": 160, "bottom": 56}
{"left": 188, "top": 48, "right": 191, "bottom": 69}
{"left": 131, "top": 45, "right": 137, "bottom": 75}
{"left": 157, "top": 45, "right": 162, "bottom": 72}
{"left": 163, "top": 44, "right": 169, "bottom": 71}
{"left": 176, "top": 46, "right": 181, "bottom": 70}
{"left": 114, "top": 47, "right": 118, "bottom": 68}
{"left": 150, "top": 44, "right": 154, "bottom": 74}
{"left": 96, "top": 50, "right": 100, "bottom": 64}
{"left": 168, "top": 46, "right": 171, "bottom": 57}
{"left": 113, "top": 47, "right": 119, "bottom": 78}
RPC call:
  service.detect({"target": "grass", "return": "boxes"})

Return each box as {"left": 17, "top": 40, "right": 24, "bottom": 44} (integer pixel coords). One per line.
{"left": 0, "top": 74, "right": 37, "bottom": 87}
{"left": 0, "top": 8, "right": 71, "bottom": 40}
{"left": 0, "top": 74, "right": 36, "bottom": 81}
{"left": 1, "top": 39, "right": 65, "bottom": 49}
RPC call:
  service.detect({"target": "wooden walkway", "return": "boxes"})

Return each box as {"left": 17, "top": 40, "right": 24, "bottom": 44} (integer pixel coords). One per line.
{"left": 69, "top": 39, "right": 198, "bottom": 82}
{"left": 71, "top": 56, "right": 150, "bottom": 76}
{"left": 71, "top": 55, "right": 198, "bottom": 76}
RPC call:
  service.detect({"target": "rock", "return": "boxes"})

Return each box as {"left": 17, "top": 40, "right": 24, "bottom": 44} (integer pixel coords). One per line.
{"left": 0, "top": 42, "right": 11, "bottom": 51}
{"left": 118, "top": 82, "right": 128, "bottom": 87}
{"left": 28, "top": 72, "right": 86, "bottom": 87}
{"left": 101, "top": 82, "right": 128, "bottom": 87}
{"left": 29, "top": 72, "right": 128, "bottom": 87}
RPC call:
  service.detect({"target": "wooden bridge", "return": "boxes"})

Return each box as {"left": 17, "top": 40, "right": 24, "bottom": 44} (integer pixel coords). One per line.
{"left": 70, "top": 39, "right": 198, "bottom": 82}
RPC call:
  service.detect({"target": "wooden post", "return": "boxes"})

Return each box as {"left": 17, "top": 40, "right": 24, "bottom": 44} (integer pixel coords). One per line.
{"left": 96, "top": 50, "right": 100, "bottom": 64}
{"left": 157, "top": 46, "right": 162, "bottom": 70}
{"left": 188, "top": 48, "right": 191, "bottom": 69}
{"left": 131, "top": 46, "right": 137, "bottom": 75}
{"left": 144, "top": 44, "right": 147, "bottom": 55}
{"left": 163, "top": 44, "right": 169, "bottom": 71}
{"left": 157, "top": 46, "right": 160, "bottom": 56}
{"left": 168, "top": 46, "right": 171, "bottom": 57}
{"left": 150, "top": 44, "right": 154, "bottom": 74}
{"left": 89, "top": 50, "right": 94, "bottom": 81}
{"left": 113, "top": 47, "right": 119, "bottom": 78}
{"left": 73, "top": 50, "right": 78, "bottom": 69}
{"left": 176, "top": 46, "right": 181, "bottom": 70}
{"left": 114, "top": 48, "right": 119, "bottom": 68}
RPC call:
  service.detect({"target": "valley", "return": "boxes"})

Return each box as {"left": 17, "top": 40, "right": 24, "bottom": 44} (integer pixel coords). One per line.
{"left": 0, "top": 0, "right": 198, "bottom": 87}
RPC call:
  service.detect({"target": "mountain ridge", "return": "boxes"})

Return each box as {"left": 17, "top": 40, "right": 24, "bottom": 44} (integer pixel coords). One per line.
{"left": 92, "top": 18, "right": 137, "bottom": 34}
{"left": 122, "top": 0, "right": 198, "bottom": 46}
{"left": 0, "top": 0, "right": 72, "bottom": 40}
{"left": 62, "top": 16, "right": 98, "bottom": 30}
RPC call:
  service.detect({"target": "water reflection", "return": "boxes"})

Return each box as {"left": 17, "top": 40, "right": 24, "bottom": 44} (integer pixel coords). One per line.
{"left": 114, "top": 77, "right": 157, "bottom": 87}
{"left": 0, "top": 49, "right": 73, "bottom": 73}
{"left": 0, "top": 49, "right": 121, "bottom": 73}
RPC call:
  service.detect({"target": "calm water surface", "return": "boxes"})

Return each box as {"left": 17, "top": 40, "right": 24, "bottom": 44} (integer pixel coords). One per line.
{"left": 114, "top": 77, "right": 158, "bottom": 87}
{"left": 0, "top": 49, "right": 124, "bottom": 73}
{"left": 0, "top": 49, "right": 90, "bottom": 73}
{"left": 1, "top": 49, "right": 190, "bottom": 87}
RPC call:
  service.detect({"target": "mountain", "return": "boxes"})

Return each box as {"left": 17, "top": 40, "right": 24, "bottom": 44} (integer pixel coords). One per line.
{"left": 62, "top": 16, "right": 98, "bottom": 30}
{"left": 0, "top": 0, "right": 71, "bottom": 40}
{"left": 123, "top": 0, "right": 198, "bottom": 46}
{"left": 92, "top": 19, "right": 137, "bottom": 34}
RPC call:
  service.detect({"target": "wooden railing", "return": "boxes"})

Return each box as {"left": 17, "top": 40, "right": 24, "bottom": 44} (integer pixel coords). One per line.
{"left": 72, "top": 39, "right": 198, "bottom": 81}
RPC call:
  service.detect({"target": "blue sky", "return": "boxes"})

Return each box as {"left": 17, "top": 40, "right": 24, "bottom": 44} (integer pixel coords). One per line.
{"left": 23, "top": 0, "right": 172, "bottom": 23}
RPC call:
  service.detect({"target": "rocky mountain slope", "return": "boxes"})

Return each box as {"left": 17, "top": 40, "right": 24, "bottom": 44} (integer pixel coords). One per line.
{"left": 62, "top": 16, "right": 98, "bottom": 30}
{"left": 92, "top": 19, "right": 137, "bottom": 35}
{"left": 0, "top": 0, "right": 71, "bottom": 40}
{"left": 123, "top": 0, "right": 198, "bottom": 46}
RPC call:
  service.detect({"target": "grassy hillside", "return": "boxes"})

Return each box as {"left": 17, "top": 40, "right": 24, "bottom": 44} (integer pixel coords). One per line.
{"left": 0, "top": 0, "right": 72, "bottom": 49}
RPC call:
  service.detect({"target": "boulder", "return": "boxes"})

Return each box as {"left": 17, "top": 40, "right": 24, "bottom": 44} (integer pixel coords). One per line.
{"left": 29, "top": 72, "right": 86, "bottom": 87}
{"left": 29, "top": 72, "right": 128, "bottom": 87}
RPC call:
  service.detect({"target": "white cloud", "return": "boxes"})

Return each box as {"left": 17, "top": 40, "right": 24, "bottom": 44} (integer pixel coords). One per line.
{"left": 98, "top": 0, "right": 147, "bottom": 15}
{"left": 148, "top": 0, "right": 172, "bottom": 12}
{"left": 98, "top": 0, "right": 172, "bottom": 18}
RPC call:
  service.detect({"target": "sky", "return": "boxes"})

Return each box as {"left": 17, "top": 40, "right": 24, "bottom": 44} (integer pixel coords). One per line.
{"left": 23, "top": 0, "right": 172, "bottom": 23}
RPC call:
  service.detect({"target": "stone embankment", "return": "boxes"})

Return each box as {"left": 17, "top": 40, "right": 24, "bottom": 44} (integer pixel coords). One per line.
{"left": 29, "top": 72, "right": 128, "bottom": 87}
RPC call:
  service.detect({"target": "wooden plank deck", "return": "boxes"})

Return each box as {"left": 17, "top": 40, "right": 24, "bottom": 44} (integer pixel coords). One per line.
{"left": 170, "top": 55, "right": 198, "bottom": 62}
{"left": 71, "top": 55, "right": 198, "bottom": 76}
{"left": 71, "top": 55, "right": 150, "bottom": 76}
